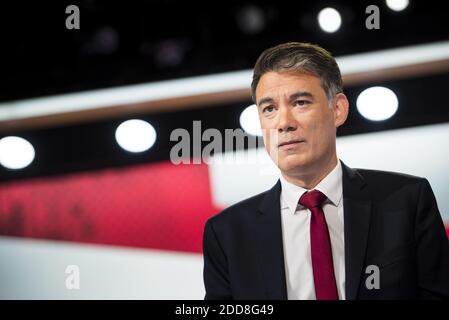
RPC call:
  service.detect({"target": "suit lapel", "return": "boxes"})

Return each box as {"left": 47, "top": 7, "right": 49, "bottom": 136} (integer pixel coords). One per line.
{"left": 341, "top": 161, "right": 372, "bottom": 300}
{"left": 254, "top": 161, "right": 372, "bottom": 300}
{"left": 256, "top": 180, "right": 288, "bottom": 299}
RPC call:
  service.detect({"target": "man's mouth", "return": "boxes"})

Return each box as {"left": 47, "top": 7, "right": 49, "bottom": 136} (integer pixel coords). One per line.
{"left": 278, "top": 140, "right": 305, "bottom": 148}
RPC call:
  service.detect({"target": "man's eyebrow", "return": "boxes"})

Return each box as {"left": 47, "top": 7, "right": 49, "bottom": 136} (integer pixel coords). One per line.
{"left": 257, "top": 97, "right": 275, "bottom": 106}
{"left": 257, "top": 91, "right": 314, "bottom": 106}
{"left": 289, "top": 91, "right": 314, "bottom": 101}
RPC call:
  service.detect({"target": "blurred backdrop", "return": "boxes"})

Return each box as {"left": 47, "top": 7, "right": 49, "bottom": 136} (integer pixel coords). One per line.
{"left": 0, "top": 0, "right": 448, "bottom": 299}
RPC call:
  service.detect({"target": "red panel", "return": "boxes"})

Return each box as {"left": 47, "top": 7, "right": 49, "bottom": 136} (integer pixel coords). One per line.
{"left": 0, "top": 161, "right": 223, "bottom": 253}
{"left": 1, "top": 164, "right": 448, "bottom": 253}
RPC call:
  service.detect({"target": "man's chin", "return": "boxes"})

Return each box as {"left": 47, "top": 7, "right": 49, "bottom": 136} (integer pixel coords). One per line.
{"left": 277, "top": 159, "right": 310, "bottom": 174}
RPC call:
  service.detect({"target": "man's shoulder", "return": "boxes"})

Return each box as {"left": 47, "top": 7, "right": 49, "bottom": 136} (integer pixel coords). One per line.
{"left": 207, "top": 188, "right": 272, "bottom": 227}
{"left": 349, "top": 166, "right": 430, "bottom": 200}
{"left": 206, "top": 166, "right": 430, "bottom": 227}
{"left": 355, "top": 166, "right": 427, "bottom": 185}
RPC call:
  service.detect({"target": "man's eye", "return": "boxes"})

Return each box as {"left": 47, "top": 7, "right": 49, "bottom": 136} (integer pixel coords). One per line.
{"left": 294, "top": 100, "right": 310, "bottom": 107}
{"left": 263, "top": 106, "right": 275, "bottom": 113}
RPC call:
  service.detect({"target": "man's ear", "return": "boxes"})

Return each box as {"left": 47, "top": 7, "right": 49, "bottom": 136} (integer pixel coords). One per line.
{"left": 333, "top": 93, "right": 349, "bottom": 128}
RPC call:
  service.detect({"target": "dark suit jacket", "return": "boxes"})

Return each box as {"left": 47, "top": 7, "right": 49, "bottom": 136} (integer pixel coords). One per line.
{"left": 203, "top": 161, "right": 449, "bottom": 300}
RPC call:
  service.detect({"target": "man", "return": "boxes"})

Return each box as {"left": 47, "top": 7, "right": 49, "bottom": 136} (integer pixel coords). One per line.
{"left": 203, "top": 42, "right": 449, "bottom": 300}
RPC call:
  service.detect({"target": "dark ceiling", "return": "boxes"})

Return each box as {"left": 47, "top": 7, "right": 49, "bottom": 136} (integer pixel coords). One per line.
{"left": 1, "top": 0, "right": 448, "bottom": 102}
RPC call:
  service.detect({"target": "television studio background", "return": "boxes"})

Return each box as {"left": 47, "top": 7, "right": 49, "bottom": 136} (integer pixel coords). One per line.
{"left": 0, "top": 0, "right": 448, "bottom": 299}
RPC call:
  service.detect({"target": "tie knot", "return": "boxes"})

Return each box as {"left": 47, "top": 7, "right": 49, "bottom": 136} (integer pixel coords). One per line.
{"left": 299, "top": 189, "right": 327, "bottom": 209}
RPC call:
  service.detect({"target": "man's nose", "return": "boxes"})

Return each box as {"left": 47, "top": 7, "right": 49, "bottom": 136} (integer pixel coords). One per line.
{"left": 277, "top": 105, "right": 297, "bottom": 133}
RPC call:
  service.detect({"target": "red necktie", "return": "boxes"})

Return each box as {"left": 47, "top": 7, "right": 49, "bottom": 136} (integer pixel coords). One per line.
{"left": 299, "top": 189, "right": 339, "bottom": 300}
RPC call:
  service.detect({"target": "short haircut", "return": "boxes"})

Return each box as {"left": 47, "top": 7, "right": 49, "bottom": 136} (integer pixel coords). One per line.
{"left": 251, "top": 42, "right": 343, "bottom": 103}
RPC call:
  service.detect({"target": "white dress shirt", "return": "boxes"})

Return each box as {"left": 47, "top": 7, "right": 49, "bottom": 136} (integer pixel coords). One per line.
{"left": 279, "top": 159, "right": 345, "bottom": 300}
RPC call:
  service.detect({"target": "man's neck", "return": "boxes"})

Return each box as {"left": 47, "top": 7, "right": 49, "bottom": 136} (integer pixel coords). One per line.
{"left": 281, "top": 156, "right": 338, "bottom": 190}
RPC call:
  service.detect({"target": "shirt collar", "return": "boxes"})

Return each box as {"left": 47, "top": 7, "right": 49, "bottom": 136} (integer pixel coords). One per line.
{"left": 280, "top": 159, "right": 343, "bottom": 215}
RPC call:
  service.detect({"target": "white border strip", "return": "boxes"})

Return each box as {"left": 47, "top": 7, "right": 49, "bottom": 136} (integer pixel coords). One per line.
{"left": 1, "top": 40, "right": 449, "bottom": 121}
{"left": 0, "top": 236, "right": 204, "bottom": 299}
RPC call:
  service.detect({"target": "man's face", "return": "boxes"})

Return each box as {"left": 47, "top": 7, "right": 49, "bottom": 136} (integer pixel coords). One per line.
{"left": 255, "top": 71, "right": 347, "bottom": 176}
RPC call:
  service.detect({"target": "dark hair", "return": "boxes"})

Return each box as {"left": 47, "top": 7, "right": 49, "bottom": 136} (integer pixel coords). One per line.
{"left": 251, "top": 42, "right": 343, "bottom": 103}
